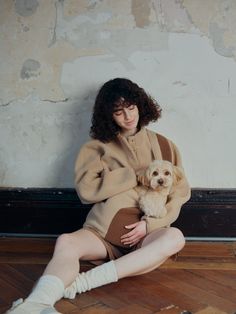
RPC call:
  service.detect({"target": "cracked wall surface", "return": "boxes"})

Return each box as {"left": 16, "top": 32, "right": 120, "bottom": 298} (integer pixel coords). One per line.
{"left": 0, "top": 0, "right": 236, "bottom": 188}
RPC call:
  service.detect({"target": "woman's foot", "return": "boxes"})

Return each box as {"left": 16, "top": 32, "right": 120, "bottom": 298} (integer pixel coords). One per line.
{"left": 5, "top": 298, "right": 61, "bottom": 314}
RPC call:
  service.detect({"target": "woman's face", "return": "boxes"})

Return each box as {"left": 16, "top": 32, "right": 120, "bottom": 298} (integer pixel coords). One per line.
{"left": 112, "top": 103, "right": 139, "bottom": 136}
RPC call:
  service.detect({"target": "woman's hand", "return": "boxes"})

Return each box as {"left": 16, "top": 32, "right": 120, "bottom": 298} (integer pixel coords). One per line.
{"left": 120, "top": 220, "right": 147, "bottom": 247}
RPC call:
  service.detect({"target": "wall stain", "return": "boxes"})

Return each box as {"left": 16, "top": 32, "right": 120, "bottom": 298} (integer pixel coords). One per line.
{"left": 173, "top": 80, "right": 187, "bottom": 86}
{"left": 14, "top": 0, "right": 39, "bottom": 17}
{"left": 20, "top": 59, "right": 41, "bottom": 80}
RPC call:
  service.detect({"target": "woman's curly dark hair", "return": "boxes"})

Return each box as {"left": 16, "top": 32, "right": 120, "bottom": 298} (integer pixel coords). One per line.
{"left": 90, "top": 78, "right": 162, "bottom": 142}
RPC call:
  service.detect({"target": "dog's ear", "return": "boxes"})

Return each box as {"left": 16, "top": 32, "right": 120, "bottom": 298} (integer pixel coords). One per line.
{"left": 136, "top": 168, "right": 149, "bottom": 187}
{"left": 173, "top": 166, "right": 184, "bottom": 185}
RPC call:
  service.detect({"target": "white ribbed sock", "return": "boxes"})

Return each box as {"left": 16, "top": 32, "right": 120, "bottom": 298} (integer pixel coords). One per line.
{"left": 64, "top": 260, "right": 118, "bottom": 299}
{"left": 26, "top": 275, "right": 64, "bottom": 306}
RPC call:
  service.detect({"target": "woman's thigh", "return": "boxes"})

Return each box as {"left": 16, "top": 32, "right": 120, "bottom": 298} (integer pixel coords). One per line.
{"left": 55, "top": 228, "right": 108, "bottom": 261}
{"left": 140, "top": 226, "right": 185, "bottom": 253}
{"left": 140, "top": 227, "right": 168, "bottom": 247}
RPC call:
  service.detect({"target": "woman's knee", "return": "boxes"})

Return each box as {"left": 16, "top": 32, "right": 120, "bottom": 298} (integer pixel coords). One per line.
{"left": 54, "top": 233, "right": 80, "bottom": 258}
{"left": 54, "top": 229, "right": 107, "bottom": 260}
{"left": 165, "top": 227, "right": 185, "bottom": 255}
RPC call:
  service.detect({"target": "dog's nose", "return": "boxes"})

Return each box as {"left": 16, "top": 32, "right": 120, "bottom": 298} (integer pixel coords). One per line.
{"left": 158, "top": 178, "right": 164, "bottom": 185}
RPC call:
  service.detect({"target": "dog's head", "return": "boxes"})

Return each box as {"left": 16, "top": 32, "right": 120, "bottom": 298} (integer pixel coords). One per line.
{"left": 138, "top": 160, "right": 184, "bottom": 191}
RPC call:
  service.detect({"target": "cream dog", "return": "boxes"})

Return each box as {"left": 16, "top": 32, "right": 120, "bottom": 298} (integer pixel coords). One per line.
{"left": 136, "top": 160, "right": 184, "bottom": 218}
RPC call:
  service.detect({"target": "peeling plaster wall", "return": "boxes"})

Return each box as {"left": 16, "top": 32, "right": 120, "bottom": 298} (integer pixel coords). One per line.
{"left": 0, "top": 0, "right": 235, "bottom": 188}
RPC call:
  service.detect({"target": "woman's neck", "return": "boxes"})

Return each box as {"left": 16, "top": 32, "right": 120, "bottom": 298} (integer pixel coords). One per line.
{"left": 120, "top": 127, "right": 138, "bottom": 138}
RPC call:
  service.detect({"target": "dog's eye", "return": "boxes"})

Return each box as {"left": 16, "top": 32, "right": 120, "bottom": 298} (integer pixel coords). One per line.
{"left": 165, "top": 171, "right": 170, "bottom": 176}
{"left": 152, "top": 171, "right": 159, "bottom": 176}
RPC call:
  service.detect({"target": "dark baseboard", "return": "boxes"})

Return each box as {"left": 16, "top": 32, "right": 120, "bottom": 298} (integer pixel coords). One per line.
{"left": 0, "top": 188, "right": 235, "bottom": 238}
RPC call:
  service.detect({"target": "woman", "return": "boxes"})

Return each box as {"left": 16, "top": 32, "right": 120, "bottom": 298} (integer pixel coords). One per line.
{"left": 7, "top": 78, "right": 191, "bottom": 314}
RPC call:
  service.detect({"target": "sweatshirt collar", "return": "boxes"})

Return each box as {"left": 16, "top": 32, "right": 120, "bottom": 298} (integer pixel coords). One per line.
{"left": 117, "top": 127, "right": 146, "bottom": 141}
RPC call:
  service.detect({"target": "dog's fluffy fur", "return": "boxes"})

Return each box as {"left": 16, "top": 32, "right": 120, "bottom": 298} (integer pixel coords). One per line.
{"left": 136, "top": 160, "right": 184, "bottom": 218}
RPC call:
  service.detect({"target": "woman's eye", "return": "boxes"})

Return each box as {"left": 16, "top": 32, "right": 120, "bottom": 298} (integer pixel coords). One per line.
{"left": 165, "top": 171, "right": 170, "bottom": 176}
{"left": 153, "top": 171, "right": 158, "bottom": 176}
{"left": 128, "top": 104, "right": 136, "bottom": 110}
{"left": 113, "top": 110, "right": 122, "bottom": 116}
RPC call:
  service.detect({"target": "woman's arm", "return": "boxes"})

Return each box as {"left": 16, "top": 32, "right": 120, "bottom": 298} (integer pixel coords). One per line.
{"left": 74, "top": 142, "right": 137, "bottom": 204}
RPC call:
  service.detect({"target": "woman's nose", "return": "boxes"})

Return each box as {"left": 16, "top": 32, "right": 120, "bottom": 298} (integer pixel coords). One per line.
{"left": 123, "top": 109, "right": 131, "bottom": 119}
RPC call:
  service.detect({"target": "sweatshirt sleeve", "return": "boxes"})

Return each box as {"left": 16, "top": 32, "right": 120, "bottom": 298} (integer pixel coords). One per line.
{"left": 74, "top": 142, "right": 137, "bottom": 204}
{"left": 142, "top": 141, "right": 191, "bottom": 233}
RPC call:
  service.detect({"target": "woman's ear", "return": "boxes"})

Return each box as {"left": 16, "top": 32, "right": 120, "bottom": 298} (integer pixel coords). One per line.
{"left": 173, "top": 166, "right": 184, "bottom": 185}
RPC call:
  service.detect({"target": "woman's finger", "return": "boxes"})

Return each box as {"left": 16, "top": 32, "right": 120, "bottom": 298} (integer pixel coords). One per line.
{"left": 124, "top": 222, "right": 139, "bottom": 229}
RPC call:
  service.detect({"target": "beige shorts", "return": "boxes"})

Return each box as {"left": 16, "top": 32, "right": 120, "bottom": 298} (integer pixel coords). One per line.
{"left": 83, "top": 207, "right": 144, "bottom": 262}
{"left": 84, "top": 226, "right": 144, "bottom": 262}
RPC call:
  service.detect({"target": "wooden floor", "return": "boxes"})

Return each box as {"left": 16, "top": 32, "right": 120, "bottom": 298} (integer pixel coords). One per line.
{"left": 0, "top": 238, "right": 236, "bottom": 314}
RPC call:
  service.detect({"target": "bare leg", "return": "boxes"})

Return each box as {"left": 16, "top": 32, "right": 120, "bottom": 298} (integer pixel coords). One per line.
{"left": 44, "top": 229, "right": 108, "bottom": 287}
{"left": 64, "top": 227, "right": 185, "bottom": 299}
{"left": 114, "top": 227, "right": 185, "bottom": 278}
{"left": 6, "top": 229, "right": 108, "bottom": 313}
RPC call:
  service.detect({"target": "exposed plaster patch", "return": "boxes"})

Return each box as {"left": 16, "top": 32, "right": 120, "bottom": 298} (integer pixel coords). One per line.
{"left": 209, "top": 22, "right": 235, "bottom": 58}
{"left": 131, "top": 0, "right": 151, "bottom": 28}
{"left": 54, "top": 6, "right": 166, "bottom": 65}
{"left": 152, "top": 0, "right": 236, "bottom": 62}
{"left": 182, "top": 0, "right": 236, "bottom": 61}
{"left": 63, "top": 0, "right": 103, "bottom": 16}
{"left": 153, "top": 0, "right": 194, "bottom": 33}
{"left": 14, "top": 0, "right": 39, "bottom": 17}
{"left": 20, "top": 59, "right": 41, "bottom": 79}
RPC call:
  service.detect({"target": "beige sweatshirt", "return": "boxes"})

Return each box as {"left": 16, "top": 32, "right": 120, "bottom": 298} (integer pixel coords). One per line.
{"left": 74, "top": 128, "right": 191, "bottom": 243}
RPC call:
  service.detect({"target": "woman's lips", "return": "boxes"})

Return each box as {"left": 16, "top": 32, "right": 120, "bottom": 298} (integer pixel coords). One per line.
{"left": 125, "top": 119, "right": 135, "bottom": 125}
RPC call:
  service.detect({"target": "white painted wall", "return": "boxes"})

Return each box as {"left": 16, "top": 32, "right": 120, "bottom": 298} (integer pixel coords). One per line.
{"left": 0, "top": 0, "right": 235, "bottom": 188}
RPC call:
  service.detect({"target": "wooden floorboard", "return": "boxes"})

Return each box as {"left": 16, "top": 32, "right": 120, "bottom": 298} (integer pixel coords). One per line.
{"left": 0, "top": 238, "right": 235, "bottom": 314}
